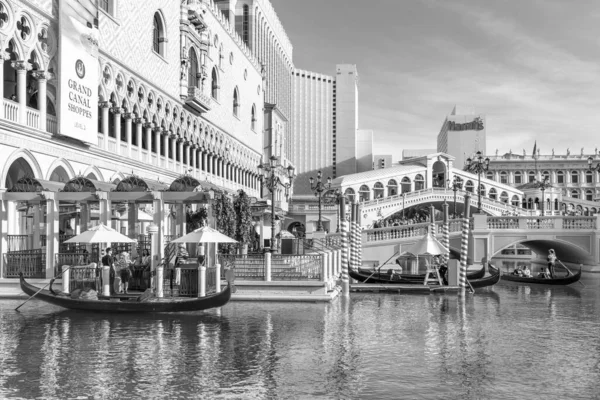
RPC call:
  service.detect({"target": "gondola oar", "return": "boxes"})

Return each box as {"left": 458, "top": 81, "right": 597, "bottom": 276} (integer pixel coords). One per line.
{"left": 15, "top": 266, "right": 72, "bottom": 312}
{"left": 557, "top": 259, "right": 585, "bottom": 287}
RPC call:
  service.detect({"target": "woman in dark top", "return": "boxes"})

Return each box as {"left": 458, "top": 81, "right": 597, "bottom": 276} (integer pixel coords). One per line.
{"left": 101, "top": 248, "right": 115, "bottom": 294}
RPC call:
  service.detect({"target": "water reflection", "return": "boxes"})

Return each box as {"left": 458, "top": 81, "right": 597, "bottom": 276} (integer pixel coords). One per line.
{"left": 1, "top": 276, "right": 600, "bottom": 399}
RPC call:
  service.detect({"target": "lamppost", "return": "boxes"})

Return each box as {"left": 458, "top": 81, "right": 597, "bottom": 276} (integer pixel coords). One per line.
{"left": 538, "top": 177, "right": 551, "bottom": 216}
{"left": 449, "top": 176, "right": 463, "bottom": 217}
{"left": 401, "top": 192, "right": 406, "bottom": 220}
{"left": 309, "top": 171, "right": 332, "bottom": 232}
{"left": 257, "top": 155, "right": 295, "bottom": 252}
{"left": 465, "top": 151, "right": 489, "bottom": 213}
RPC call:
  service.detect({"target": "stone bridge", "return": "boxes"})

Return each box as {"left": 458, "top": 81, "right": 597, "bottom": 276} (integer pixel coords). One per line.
{"left": 360, "top": 215, "right": 600, "bottom": 272}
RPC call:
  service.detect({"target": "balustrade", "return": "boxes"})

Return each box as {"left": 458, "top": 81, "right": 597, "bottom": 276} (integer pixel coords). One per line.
{"left": 3, "top": 99, "right": 18, "bottom": 122}
{"left": 4, "top": 249, "right": 45, "bottom": 278}
{"left": 46, "top": 115, "right": 58, "bottom": 134}
{"left": 107, "top": 138, "right": 117, "bottom": 152}
{"left": 26, "top": 107, "right": 40, "bottom": 129}
{"left": 7, "top": 234, "right": 29, "bottom": 251}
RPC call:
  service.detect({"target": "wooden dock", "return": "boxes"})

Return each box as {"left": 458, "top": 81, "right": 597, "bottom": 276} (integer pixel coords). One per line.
{"left": 350, "top": 283, "right": 461, "bottom": 294}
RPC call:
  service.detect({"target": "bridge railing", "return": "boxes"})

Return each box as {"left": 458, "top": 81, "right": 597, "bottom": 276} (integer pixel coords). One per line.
{"left": 483, "top": 215, "right": 599, "bottom": 230}
{"left": 363, "top": 219, "right": 464, "bottom": 243}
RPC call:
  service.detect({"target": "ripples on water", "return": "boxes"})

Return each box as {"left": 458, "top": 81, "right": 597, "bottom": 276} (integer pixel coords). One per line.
{"left": 1, "top": 274, "right": 599, "bottom": 399}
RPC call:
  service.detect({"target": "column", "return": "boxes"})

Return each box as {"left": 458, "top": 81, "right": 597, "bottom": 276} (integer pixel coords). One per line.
{"left": 190, "top": 146, "right": 197, "bottom": 176}
{"left": 100, "top": 102, "right": 110, "bottom": 150}
{"left": 127, "top": 201, "right": 136, "bottom": 240}
{"left": 33, "top": 71, "right": 49, "bottom": 131}
{"left": 207, "top": 153, "right": 212, "bottom": 174}
{"left": 177, "top": 139, "right": 184, "bottom": 171}
{"left": 162, "top": 131, "right": 169, "bottom": 163}
{"left": 97, "top": 191, "right": 110, "bottom": 227}
{"left": 123, "top": 112, "right": 132, "bottom": 158}
{"left": 80, "top": 203, "right": 89, "bottom": 233}
{"left": 152, "top": 192, "right": 165, "bottom": 281}
{"left": 0, "top": 56, "right": 4, "bottom": 115}
{"left": 184, "top": 142, "right": 190, "bottom": 171}
{"left": 0, "top": 193, "right": 7, "bottom": 277}
{"left": 176, "top": 204, "right": 185, "bottom": 237}
{"left": 43, "top": 191, "right": 59, "bottom": 279}
{"left": 13, "top": 61, "right": 28, "bottom": 124}
{"left": 32, "top": 201, "right": 41, "bottom": 249}
{"left": 111, "top": 107, "right": 122, "bottom": 147}
{"left": 202, "top": 150, "right": 207, "bottom": 173}
{"left": 134, "top": 118, "right": 143, "bottom": 160}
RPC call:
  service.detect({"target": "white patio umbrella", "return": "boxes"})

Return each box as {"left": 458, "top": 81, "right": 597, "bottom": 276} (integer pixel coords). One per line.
{"left": 170, "top": 226, "right": 237, "bottom": 244}
{"left": 63, "top": 223, "right": 137, "bottom": 244}
{"left": 406, "top": 233, "right": 449, "bottom": 256}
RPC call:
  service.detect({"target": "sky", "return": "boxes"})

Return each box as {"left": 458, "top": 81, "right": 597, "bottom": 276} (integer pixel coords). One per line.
{"left": 269, "top": 0, "right": 600, "bottom": 160}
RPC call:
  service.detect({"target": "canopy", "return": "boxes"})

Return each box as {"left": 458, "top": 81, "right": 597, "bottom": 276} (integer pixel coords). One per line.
{"left": 63, "top": 223, "right": 137, "bottom": 243}
{"left": 170, "top": 226, "right": 237, "bottom": 244}
{"left": 405, "top": 233, "right": 449, "bottom": 256}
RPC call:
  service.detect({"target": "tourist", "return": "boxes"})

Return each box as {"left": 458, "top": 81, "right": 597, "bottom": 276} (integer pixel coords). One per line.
{"left": 115, "top": 252, "right": 132, "bottom": 294}
{"left": 547, "top": 249, "right": 557, "bottom": 278}
{"left": 513, "top": 266, "right": 523, "bottom": 276}
{"left": 101, "top": 247, "right": 116, "bottom": 295}
{"left": 522, "top": 265, "right": 531, "bottom": 278}
{"left": 538, "top": 266, "right": 550, "bottom": 279}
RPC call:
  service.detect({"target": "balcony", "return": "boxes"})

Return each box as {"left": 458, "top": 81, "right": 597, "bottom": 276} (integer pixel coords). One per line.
{"left": 185, "top": 86, "right": 212, "bottom": 114}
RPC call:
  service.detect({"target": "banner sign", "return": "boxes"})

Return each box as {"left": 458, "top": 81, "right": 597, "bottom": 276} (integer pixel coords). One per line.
{"left": 59, "top": 2, "right": 99, "bottom": 143}
{"left": 448, "top": 117, "right": 484, "bottom": 131}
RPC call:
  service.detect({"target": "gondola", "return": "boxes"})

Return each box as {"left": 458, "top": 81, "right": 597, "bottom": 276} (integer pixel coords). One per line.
{"left": 349, "top": 263, "right": 500, "bottom": 289}
{"left": 500, "top": 268, "right": 582, "bottom": 285}
{"left": 358, "top": 262, "right": 485, "bottom": 282}
{"left": 19, "top": 273, "right": 232, "bottom": 313}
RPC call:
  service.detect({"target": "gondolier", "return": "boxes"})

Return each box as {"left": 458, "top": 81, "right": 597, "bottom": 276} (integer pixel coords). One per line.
{"left": 547, "top": 249, "right": 557, "bottom": 278}
{"left": 101, "top": 248, "right": 116, "bottom": 295}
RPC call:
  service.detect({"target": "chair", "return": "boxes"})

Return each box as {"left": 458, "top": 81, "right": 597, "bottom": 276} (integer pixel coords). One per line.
{"left": 423, "top": 260, "right": 443, "bottom": 286}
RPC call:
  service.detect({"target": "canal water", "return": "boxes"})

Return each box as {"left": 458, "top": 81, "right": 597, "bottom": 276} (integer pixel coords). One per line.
{"left": 1, "top": 274, "right": 599, "bottom": 399}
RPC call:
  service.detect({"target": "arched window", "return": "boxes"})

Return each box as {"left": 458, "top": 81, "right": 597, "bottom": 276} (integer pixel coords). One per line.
{"left": 500, "top": 191, "right": 508, "bottom": 203}
{"left": 251, "top": 104, "right": 256, "bottom": 131}
{"left": 511, "top": 195, "right": 520, "bottom": 206}
{"left": 359, "top": 185, "right": 370, "bottom": 202}
{"left": 344, "top": 188, "right": 355, "bottom": 202}
{"left": 514, "top": 171, "right": 522, "bottom": 184}
{"left": 188, "top": 48, "right": 198, "bottom": 88}
{"left": 500, "top": 171, "right": 508, "bottom": 184}
{"left": 486, "top": 171, "right": 494, "bottom": 180}
{"left": 571, "top": 171, "right": 579, "bottom": 184}
{"left": 586, "top": 170, "right": 593, "bottom": 183}
{"left": 401, "top": 177, "right": 411, "bottom": 193}
{"left": 571, "top": 189, "right": 579, "bottom": 199}
{"left": 233, "top": 87, "right": 239, "bottom": 117}
{"left": 465, "top": 180, "right": 474, "bottom": 192}
{"left": 586, "top": 190, "right": 593, "bottom": 201}
{"left": 489, "top": 188, "right": 497, "bottom": 200}
{"left": 153, "top": 12, "right": 166, "bottom": 56}
{"left": 479, "top": 184, "right": 486, "bottom": 197}
{"left": 387, "top": 179, "right": 398, "bottom": 196}
{"left": 414, "top": 174, "right": 424, "bottom": 191}
{"left": 211, "top": 67, "right": 219, "bottom": 100}
{"left": 557, "top": 170, "right": 564, "bottom": 184}
{"left": 528, "top": 171, "right": 535, "bottom": 183}
{"left": 373, "top": 182, "right": 384, "bottom": 199}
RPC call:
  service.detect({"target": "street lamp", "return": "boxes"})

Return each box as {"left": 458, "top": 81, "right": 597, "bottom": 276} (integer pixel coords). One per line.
{"left": 449, "top": 176, "right": 463, "bottom": 217}
{"left": 257, "top": 155, "right": 295, "bottom": 252}
{"left": 465, "top": 151, "right": 489, "bottom": 213}
{"left": 401, "top": 192, "right": 406, "bottom": 220}
{"left": 538, "top": 177, "right": 551, "bottom": 216}
{"left": 588, "top": 156, "right": 600, "bottom": 173}
{"left": 309, "top": 171, "right": 332, "bottom": 232}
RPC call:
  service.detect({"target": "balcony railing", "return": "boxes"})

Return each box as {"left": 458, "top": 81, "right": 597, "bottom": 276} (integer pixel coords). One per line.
{"left": 47, "top": 115, "right": 58, "bottom": 134}
{"left": 26, "top": 107, "right": 40, "bottom": 129}
{"left": 4, "top": 99, "right": 18, "bottom": 122}
{"left": 185, "top": 86, "right": 212, "bottom": 113}
{"left": 3, "top": 249, "right": 45, "bottom": 278}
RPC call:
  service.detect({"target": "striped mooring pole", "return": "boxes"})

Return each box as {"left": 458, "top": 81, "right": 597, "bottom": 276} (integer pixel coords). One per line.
{"left": 356, "top": 204, "right": 362, "bottom": 270}
{"left": 339, "top": 194, "right": 349, "bottom": 294}
{"left": 459, "top": 192, "right": 472, "bottom": 292}
{"left": 429, "top": 204, "right": 436, "bottom": 237}
{"left": 350, "top": 201, "right": 358, "bottom": 273}
{"left": 442, "top": 200, "right": 450, "bottom": 265}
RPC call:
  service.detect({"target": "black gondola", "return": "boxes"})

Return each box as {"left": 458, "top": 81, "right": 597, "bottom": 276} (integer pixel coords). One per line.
{"left": 349, "top": 263, "right": 500, "bottom": 289}
{"left": 500, "top": 268, "right": 582, "bottom": 285}
{"left": 19, "top": 273, "right": 232, "bottom": 313}
{"left": 357, "top": 262, "right": 486, "bottom": 282}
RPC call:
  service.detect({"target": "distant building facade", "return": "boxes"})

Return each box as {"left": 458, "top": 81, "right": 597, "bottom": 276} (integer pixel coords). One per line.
{"left": 437, "top": 106, "right": 486, "bottom": 168}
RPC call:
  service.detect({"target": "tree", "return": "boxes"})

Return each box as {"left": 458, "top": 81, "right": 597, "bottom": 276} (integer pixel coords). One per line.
{"left": 186, "top": 206, "right": 208, "bottom": 232}
{"left": 214, "top": 194, "right": 236, "bottom": 254}
{"left": 233, "top": 190, "right": 253, "bottom": 250}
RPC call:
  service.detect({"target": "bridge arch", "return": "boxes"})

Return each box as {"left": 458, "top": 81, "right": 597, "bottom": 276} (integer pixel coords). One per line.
{"left": 492, "top": 238, "right": 595, "bottom": 265}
